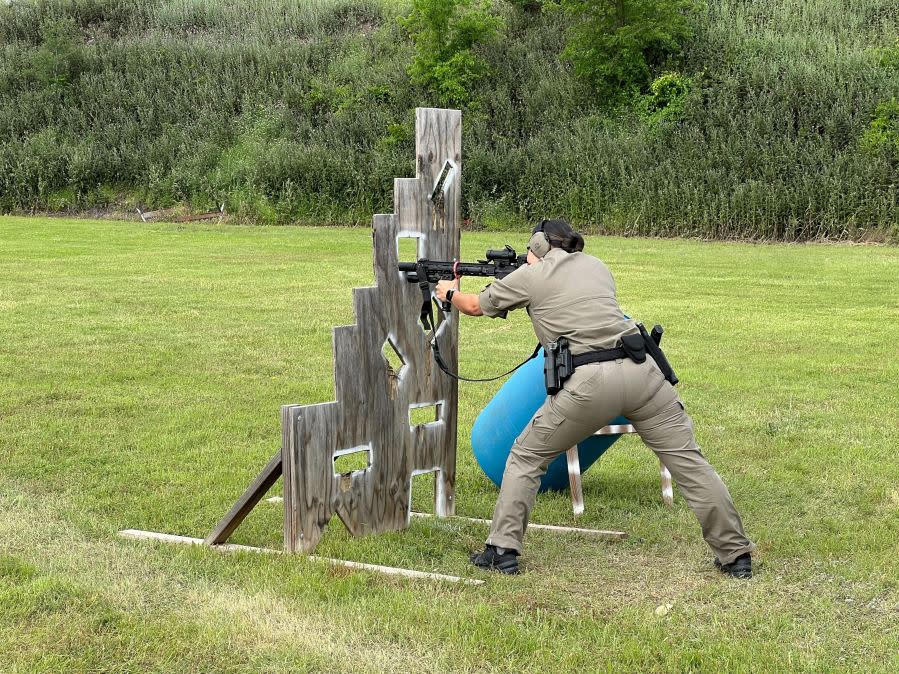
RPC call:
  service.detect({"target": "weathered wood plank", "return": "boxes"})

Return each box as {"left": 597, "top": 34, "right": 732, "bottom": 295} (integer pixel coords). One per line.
{"left": 408, "top": 513, "right": 627, "bottom": 540}
{"left": 204, "top": 449, "right": 282, "bottom": 545}
{"left": 282, "top": 108, "right": 462, "bottom": 554}
{"left": 119, "top": 530, "right": 484, "bottom": 585}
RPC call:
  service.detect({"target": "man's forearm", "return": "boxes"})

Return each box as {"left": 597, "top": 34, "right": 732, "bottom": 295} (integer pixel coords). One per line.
{"left": 451, "top": 292, "right": 483, "bottom": 316}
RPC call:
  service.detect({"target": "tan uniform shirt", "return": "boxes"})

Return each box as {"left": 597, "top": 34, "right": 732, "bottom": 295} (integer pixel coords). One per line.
{"left": 478, "top": 248, "right": 637, "bottom": 355}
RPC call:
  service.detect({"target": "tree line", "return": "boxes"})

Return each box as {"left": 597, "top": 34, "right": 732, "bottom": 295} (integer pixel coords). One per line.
{"left": 0, "top": 0, "right": 896, "bottom": 240}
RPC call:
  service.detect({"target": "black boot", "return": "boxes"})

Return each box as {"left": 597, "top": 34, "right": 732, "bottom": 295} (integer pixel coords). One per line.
{"left": 470, "top": 544, "right": 520, "bottom": 575}
{"left": 714, "top": 553, "right": 753, "bottom": 579}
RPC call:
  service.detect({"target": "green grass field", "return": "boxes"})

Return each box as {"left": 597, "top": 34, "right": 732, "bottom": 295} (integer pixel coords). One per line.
{"left": 1, "top": 216, "right": 897, "bottom": 672}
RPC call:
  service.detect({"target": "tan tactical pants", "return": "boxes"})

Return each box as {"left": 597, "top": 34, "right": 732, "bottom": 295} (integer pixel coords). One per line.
{"left": 487, "top": 358, "right": 755, "bottom": 565}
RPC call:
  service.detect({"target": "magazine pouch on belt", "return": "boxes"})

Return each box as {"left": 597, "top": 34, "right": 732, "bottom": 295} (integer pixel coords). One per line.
{"left": 620, "top": 333, "right": 646, "bottom": 363}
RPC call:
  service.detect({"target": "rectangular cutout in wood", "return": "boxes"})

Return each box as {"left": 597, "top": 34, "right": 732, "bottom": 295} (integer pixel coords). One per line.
{"left": 409, "top": 402, "right": 442, "bottom": 428}
{"left": 333, "top": 444, "right": 372, "bottom": 476}
{"left": 397, "top": 234, "right": 422, "bottom": 264}
{"left": 409, "top": 468, "right": 438, "bottom": 515}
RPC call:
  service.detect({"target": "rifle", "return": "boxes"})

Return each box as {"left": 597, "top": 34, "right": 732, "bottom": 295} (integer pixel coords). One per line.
{"left": 398, "top": 245, "right": 527, "bottom": 312}
{"left": 398, "top": 245, "right": 538, "bottom": 383}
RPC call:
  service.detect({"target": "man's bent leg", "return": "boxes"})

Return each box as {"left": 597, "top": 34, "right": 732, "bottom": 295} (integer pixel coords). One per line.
{"left": 486, "top": 390, "right": 603, "bottom": 553}
{"left": 631, "top": 388, "right": 755, "bottom": 565}
{"left": 656, "top": 448, "right": 755, "bottom": 565}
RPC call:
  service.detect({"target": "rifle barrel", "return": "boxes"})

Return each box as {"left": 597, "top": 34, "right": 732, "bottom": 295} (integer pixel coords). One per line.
{"left": 398, "top": 260, "right": 521, "bottom": 283}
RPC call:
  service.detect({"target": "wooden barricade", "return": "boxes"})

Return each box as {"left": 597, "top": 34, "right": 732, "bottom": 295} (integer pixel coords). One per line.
{"left": 281, "top": 108, "right": 462, "bottom": 553}
{"left": 123, "top": 107, "right": 630, "bottom": 581}
{"left": 206, "top": 108, "right": 462, "bottom": 554}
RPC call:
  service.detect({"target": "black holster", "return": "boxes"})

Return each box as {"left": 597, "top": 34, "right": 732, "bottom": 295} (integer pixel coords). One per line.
{"left": 545, "top": 324, "right": 677, "bottom": 395}
{"left": 544, "top": 338, "right": 573, "bottom": 395}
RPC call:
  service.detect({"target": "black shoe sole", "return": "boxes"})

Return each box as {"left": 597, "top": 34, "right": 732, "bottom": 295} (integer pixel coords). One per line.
{"left": 474, "top": 562, "right": 519, "bottom": 575}
{"left": 470, "top": 554, "right": 520, "bottom": 575}
{"left": 714, "top": 557, "right": 752, "bottom": 579}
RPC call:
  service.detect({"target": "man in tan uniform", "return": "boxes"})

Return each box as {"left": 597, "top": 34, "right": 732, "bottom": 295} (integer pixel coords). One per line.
{"left": 435, "top": 219, "right": 755, "bottom": 577}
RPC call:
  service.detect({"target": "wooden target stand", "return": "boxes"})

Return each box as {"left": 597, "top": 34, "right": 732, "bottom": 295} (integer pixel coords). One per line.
{"left": 120, "top": 108, "right": 638, "bottom": 584}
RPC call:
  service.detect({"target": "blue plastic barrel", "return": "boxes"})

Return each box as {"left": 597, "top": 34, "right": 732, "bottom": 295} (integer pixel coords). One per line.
{"left": 471, "top": 349, "right": 629, "bottom": 492}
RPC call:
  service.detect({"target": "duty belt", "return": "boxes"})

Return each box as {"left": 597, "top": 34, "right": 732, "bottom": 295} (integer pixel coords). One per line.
{"left": 571, "top": 347, "right": 627, "bottom": 368}
{"left": 544, "top": 326, "right": 678, "bottom": 396}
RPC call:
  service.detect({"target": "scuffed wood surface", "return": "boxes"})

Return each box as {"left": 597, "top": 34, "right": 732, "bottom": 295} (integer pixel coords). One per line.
{"left": 282, "top": 108, "right": 462, "bottom": 554}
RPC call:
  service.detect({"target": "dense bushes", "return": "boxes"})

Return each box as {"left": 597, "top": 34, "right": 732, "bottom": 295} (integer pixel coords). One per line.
{"left": 561, "top": 0, "right": 701, "bottom": 100}
{"left": 0, "top": 0, "right": 896, "bottom": 240}
{"left": 400, "top": 0, "right": 503, "bottom": 105}
{"left": 0, "top": 0, "right": 412, "bottom": 220}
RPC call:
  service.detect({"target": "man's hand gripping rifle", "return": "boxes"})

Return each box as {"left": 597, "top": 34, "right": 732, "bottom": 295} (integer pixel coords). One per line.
{"left": 397, "top": 245, "right": 534, "bottom": 383}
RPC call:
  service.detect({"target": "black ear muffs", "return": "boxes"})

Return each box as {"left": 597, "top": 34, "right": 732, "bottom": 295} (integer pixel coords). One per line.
{"left": 528, "top": 220, "right": 551, "bottom": 258}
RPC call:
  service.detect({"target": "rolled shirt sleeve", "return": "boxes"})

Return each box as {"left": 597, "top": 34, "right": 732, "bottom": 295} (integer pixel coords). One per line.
{"left": 477, "top": 267, "right": 533, "bottom": 318}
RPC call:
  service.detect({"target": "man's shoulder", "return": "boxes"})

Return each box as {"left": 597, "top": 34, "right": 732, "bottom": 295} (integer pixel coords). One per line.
{"left": 574, "top": 251, "right": 611, "bottom": 272}
{"left": 550, "top": 250, "right": 608, "bottom": 270}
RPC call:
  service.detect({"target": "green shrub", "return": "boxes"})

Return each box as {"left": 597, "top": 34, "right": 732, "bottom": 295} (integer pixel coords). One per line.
{"left": 561, "top": 0, "right": 701, "bottom": 99}
{"left": 469, "top": 194, "right": 529, "bottom": 231}
{"left": 399, "top": 0, "right": 504, "bottom": 106}
{"left": 877, "top": 37, "right": 898, "bottom": 69}
{"left": 0, "top": 0, "right": 895, "bottom": 239}
{"left": 861, "top": 99, "right": 899, "bottom": 160}
{"left": 637, "top": 71, "right": 692, "bottom": 126}
{"left": 507, "top": 0, "right": 544, "bottom": 13}
{"left": 31, "top": 16, "right": 85, "bottom": 87}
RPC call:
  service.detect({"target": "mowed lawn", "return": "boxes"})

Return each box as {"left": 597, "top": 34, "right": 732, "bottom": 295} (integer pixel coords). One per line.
{"left": 1, "top": 216, "right": 897, "bottom": 673}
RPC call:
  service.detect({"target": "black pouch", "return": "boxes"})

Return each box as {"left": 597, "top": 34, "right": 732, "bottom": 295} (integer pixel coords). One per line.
{"left": 620, "top": 333, "right": 647, "bottom": 363}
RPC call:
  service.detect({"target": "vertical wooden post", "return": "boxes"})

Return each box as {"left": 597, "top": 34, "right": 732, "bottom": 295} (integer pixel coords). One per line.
{"left": 281, "top": 108, "right": 462, "bottom": 553}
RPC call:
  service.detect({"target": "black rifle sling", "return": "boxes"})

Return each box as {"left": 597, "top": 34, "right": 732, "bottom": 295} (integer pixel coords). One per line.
{"left": 432, "top": 329, "right": 541, "bottom": 383}
{"left": 414, "top": 261, "right": 540, "bottom": 383}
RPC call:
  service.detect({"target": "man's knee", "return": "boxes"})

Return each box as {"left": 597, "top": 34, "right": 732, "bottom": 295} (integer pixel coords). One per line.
{"left": 507, "top": 441, "right": 553, "bottom": 475}
{"left": 658, "top": 450, "right": 717, "bottom": 486}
